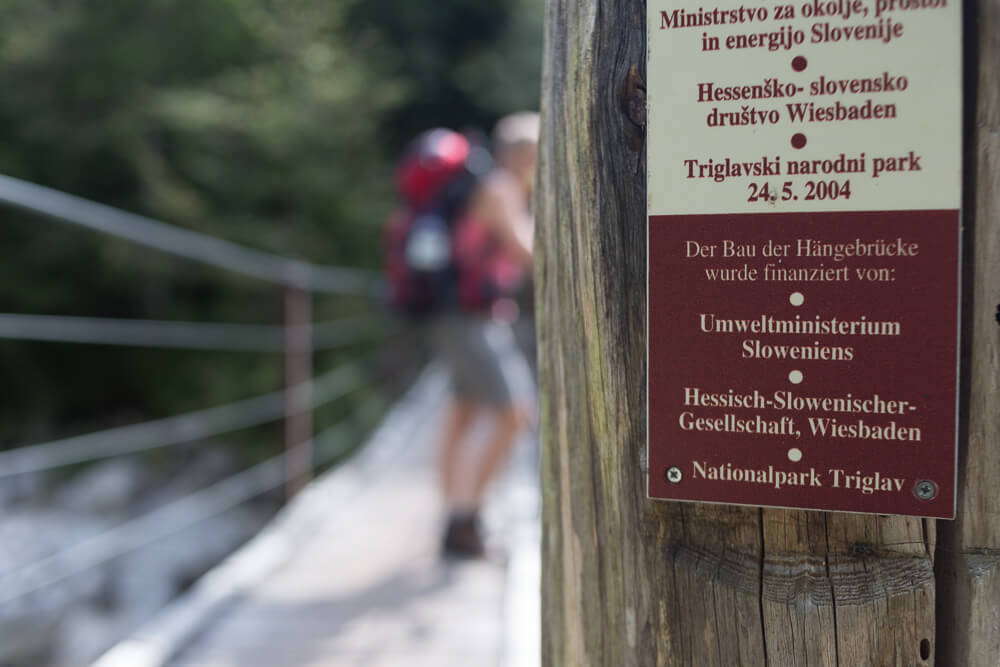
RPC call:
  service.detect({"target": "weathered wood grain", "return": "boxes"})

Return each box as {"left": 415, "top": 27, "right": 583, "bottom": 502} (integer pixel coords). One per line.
{"left": 936, "top": 0, "right": 1000, "bottom": 665}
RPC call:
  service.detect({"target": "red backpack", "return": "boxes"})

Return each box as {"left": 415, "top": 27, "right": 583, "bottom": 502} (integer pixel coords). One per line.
{"left": 384, "top": 129, "right": 525, "bottom": 317}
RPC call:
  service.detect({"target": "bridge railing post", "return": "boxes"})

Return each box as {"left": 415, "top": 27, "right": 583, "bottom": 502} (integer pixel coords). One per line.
{"left": 283, "top": 267, "right": 313, "bottom": 499}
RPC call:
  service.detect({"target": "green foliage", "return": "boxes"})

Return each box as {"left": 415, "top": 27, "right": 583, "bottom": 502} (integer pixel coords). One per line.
{"left": 347, "top": 0, "right": 544, "bottom": 148}
{"left": 0, "top": 0, "right": 542, "bottom": 460}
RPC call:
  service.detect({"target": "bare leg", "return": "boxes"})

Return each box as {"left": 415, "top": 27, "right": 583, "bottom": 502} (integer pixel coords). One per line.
{"left": 439, "top": 398, "right": 478, "bottom": 506}
{"left": 470, "top": 403, "right": 525, "bottom": 503}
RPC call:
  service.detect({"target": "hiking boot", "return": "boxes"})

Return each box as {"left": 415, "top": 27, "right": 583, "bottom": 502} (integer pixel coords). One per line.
{"left": 442, "top": 513, "right": 485, "bottom": 559}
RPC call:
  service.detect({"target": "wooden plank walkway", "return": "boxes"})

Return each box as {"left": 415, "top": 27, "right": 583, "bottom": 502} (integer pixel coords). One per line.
{"left": 95, "top": 368, "right": 540, "bottom": 667}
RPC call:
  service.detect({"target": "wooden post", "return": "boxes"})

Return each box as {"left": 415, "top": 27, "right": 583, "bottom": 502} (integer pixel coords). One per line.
{"left": 284, "top": 282, "right": 313, "bottom": 499}
{"left": 537, "top": 1, "right": 995, "bottom": 665}
{"left": 935, "top": 0, "right": 1000, "bottom": 664}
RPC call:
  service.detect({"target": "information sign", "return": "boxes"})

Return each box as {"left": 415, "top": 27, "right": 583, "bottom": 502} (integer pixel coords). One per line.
{"left": 646, "top": 0, "right": 961, "bottom": 517}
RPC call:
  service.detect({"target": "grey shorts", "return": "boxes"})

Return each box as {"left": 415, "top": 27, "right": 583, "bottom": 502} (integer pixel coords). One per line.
{"left": 428, "top": 314, "right": 532, "bottom": 406}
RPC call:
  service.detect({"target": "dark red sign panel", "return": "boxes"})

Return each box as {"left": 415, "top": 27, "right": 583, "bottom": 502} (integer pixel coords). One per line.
{"left": 647, "top": 210, "right": 958, "bottom": 517}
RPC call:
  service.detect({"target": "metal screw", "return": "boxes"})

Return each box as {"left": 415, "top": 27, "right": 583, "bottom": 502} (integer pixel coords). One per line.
{"left": 914, "top": 480, "right": 938, "bottom": 501}
{"left": 851, "top": 542, "right": 874, "bottom": 557}
{"left": 665, "top": 466, "right": 683, "bottom": 484}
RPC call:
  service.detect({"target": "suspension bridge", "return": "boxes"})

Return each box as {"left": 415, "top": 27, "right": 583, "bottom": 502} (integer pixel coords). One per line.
{"left": 0, "top": 175, "right": 541, "bottom": 667}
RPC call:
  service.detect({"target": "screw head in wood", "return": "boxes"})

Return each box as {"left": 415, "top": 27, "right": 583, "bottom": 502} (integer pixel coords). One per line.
{"left": 914, "top": 480, "right": 937, "bottom": 501}
{"left": 665, "top": 466, "right": 683, "bottom": 484}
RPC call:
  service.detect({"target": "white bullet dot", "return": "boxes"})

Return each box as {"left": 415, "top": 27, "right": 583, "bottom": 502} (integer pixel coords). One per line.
{"left": 788, "top": 370, "right": 804, "bottom": 384}
{"left": 788, "top": 448, "right": 803, "bottom": 462}
{"left": 790, "top": 292, "right": 805, "bottom": 306}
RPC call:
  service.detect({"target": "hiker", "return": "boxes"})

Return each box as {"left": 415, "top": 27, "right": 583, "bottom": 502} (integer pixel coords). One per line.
{"left": 384, "top": 112, "right": 539, "bottom": 557}
{"left": 435, "top": 112, "right": 538, "bottom": 557}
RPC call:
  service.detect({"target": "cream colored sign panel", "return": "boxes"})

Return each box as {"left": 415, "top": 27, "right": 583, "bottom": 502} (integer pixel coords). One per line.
{"left": 647, "top": 0, "right": 961, "bottom": 215}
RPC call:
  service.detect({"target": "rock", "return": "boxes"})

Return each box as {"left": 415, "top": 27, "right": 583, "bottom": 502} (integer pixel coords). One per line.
{"left": 0, "top": 511, "right": 108, "bottom": 667}
{"left": 48, "top": 608, "right": 120, "bottom": 667}
{"left": 0, "top": 471, "right": 46, "bottom": 509}
{"left": 0, "top": 445, "right": 276, "bottom": 667}
{"left": 54, "top": 459, "right": 145, "bottom": 516}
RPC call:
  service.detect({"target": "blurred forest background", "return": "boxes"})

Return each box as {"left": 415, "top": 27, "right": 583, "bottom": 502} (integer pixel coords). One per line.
{"left": 0, "top": 0, "right": 543, "bottom": 455}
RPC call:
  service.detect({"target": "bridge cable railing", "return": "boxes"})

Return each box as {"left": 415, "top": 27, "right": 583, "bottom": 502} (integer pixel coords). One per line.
{"left": 0, "top": 174, "right": 376, "bottom": 295}
{"left": 0, "top": 394, "right": 386, "bottom": 607}
{"left": 0, "top": 356, "right": 369, "bottom": 479}
{"left": 0, "top": 171, "right": 400, "bottom": 496}
{"left": 0, "top": 173, "right": 413, "bottom": 609}
{"left": 0, "top": 312, "right": 383, "bottom": 351}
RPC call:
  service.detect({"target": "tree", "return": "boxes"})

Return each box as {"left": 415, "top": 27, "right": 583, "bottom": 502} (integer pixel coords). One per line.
{"left": 345, "top": 0, "right": 544, "bottom": 149}
{"left": 536, "top": 0, "right": 998, "bottom": 664}
{"left": 0, "top": 0, "right": 544, "bottom": 450}
{"left": 0, "top": 0, "right": 398, "bottom": 445}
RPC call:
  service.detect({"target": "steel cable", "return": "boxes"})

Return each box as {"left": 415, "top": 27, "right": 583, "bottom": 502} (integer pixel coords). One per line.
{"left": 0, "top": 359, "right": 368, "bottom": 479}
{"left": 0, "top": 173, "right": 376, "bottom": 294}
{"left": 0, "top": 312, "right": 383, "bottom": 351}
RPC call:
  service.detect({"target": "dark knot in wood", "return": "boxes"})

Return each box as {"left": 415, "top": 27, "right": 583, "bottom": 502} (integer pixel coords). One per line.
{"left": 851, "top": 542, "right": 875, "bottom": 557}
{"left": 620, "top": 64, "right": 646, "bottom": 152}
